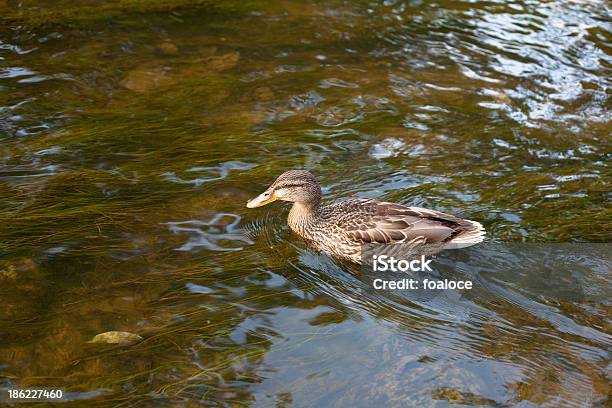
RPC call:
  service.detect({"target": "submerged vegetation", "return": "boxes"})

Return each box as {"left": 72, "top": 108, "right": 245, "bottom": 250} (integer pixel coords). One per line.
{"left": 0, "top": 0, "right": 259, "bottom": 28}
{"left": 0, "top": 0, "right": 610, "bottom": 406}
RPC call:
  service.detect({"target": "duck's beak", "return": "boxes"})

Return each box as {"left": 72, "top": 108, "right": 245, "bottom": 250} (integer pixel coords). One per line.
{"left": 246, "top": 190, "right": 278, "bottom": 208}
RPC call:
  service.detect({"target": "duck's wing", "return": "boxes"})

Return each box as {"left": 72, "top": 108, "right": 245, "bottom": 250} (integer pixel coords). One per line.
{"left": 331, "top": 199, "right": 484, "bottom": 246}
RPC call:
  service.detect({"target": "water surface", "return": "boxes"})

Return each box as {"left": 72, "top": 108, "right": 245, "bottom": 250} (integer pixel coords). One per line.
{"left": 0, "top": 0, "right": 610, "bottom": 406}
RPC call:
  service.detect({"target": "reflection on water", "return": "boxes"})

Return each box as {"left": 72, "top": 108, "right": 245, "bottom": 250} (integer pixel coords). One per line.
{"left": 167, "top": 213, "right": 254, "bottom": 252}
{"left": 163, "top": 161, "right": 257, "bottom": 186}
{"left": 0, "top": 0, "right": 610, "bottom": 406}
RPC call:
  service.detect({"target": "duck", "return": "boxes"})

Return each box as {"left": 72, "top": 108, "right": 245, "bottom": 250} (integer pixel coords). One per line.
{"left": 246, "top": 170, "right": 485, "bottom": 264}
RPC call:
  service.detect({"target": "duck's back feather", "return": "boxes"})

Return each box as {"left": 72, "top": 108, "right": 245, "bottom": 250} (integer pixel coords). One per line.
{"left": 320, "top": 198, "right": 485, "bottom": 248}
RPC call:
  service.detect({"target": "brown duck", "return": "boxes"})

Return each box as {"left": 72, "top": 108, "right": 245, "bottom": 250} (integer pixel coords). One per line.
{"left": 247, "top": 170, "right": 485, "bottom": 263}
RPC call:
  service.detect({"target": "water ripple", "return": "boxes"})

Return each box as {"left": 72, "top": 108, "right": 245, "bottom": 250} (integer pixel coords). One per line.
{"left": 162, "top": 161, "right": 256, "bottom": 187}
{"left": 166, "top": 213, "right": 254, "bottom": 252}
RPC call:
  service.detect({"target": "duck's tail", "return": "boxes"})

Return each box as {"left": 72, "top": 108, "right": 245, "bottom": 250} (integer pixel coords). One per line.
{"left": 446, "top": 220, "right": 486, "bottom": 249}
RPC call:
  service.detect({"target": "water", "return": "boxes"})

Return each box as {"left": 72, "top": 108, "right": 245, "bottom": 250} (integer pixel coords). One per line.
{"left": 0, "top": 0, "right": 610, "bottom": 406}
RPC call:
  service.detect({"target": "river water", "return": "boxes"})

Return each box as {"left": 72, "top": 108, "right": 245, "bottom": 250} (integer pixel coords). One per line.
{"left": 0, "top": 0, "right": 610, "bottom": 406}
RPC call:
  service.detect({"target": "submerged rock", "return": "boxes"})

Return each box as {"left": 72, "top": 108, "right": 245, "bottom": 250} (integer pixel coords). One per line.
{"left": 205, "top": 51, "right": 240, "bottom": 72}
{"left": 120, "top": 67, "right": 174, "bottom": 92}
{"left": 0, "top": 258, "right": 37, "bottom": 280}
{"left": 157, "top": 41, "right": 179, "bottom": 56}
{"left": 88, "top": 331, "right": 143, "bottom": 346}
{"left": 120, "top": 50, "right": 239, "bottom": 93}
{"left": 254, "top": 86, "right": 274, "bottom": 101}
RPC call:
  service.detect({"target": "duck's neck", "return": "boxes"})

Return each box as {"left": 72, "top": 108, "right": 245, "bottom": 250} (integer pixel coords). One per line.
{"left": 288, "top": 201, "right": 320, "bottom": 238}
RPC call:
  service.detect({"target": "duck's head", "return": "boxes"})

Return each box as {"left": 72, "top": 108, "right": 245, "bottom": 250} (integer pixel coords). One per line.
{"left": 246, "top": 170, "right": 321, "bottom": 208}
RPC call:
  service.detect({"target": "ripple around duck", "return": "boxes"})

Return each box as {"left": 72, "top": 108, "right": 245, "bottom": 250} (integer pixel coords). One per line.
{"left": 166, "top": 213, "right": 254, "bottom": 252}
{"left": 282, "top": 242, "right": 612, "bottom": 397}
{"left": 241, "top": 209, "right": 287, "bottom": 251}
